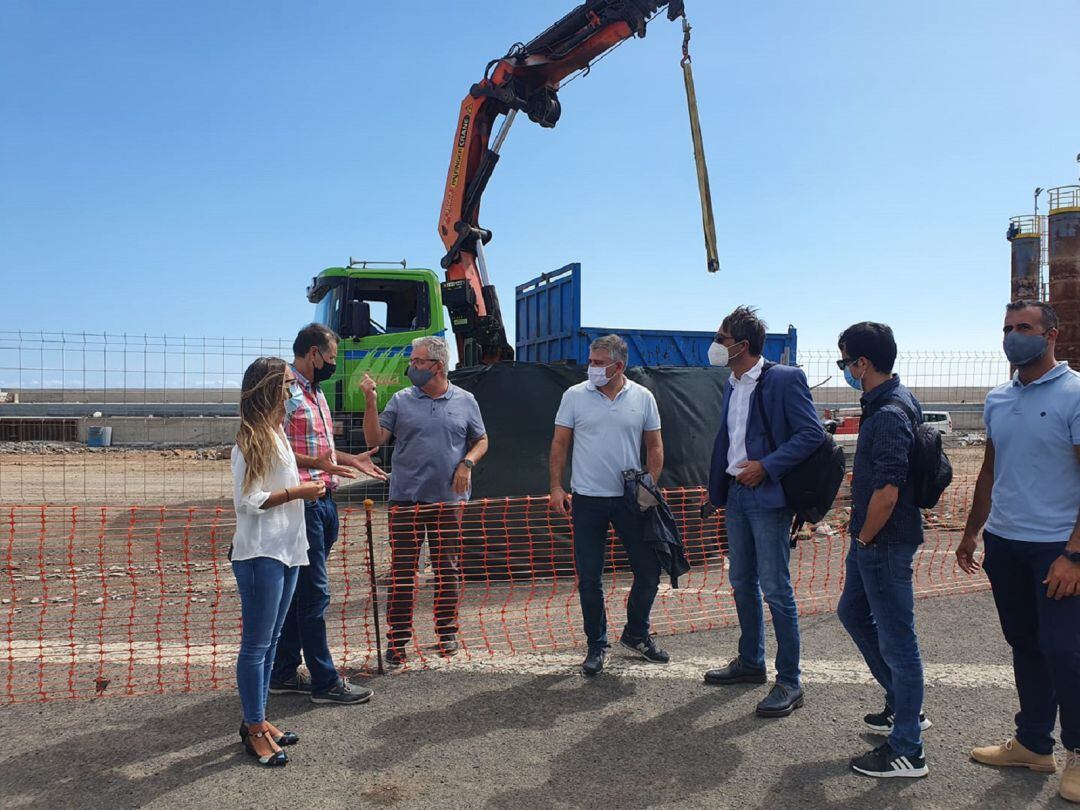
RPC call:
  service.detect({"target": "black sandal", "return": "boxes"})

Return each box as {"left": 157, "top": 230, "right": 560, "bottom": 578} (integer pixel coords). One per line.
{"left": 239, "top": 721, "right": 299, "bottom": 746}
{"left": 243, "top": 727, "right": 288, "bottom": 767}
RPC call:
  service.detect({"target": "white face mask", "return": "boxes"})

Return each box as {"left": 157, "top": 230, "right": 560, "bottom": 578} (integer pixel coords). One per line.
{"left": 587, "top": 363, "right": 614, "bottom": 388}
{"left": 708, "top": 341, "right": 744, "bottom": 367}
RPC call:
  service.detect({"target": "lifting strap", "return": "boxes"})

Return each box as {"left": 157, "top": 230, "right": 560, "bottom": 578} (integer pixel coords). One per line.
{"left": 679, "top": 14, "right": 720, "bottom": 273}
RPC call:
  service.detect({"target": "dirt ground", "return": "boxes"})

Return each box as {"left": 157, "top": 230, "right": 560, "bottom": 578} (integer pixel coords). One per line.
{"left": 0, "top": 443, "right": 988, "bottom": 508}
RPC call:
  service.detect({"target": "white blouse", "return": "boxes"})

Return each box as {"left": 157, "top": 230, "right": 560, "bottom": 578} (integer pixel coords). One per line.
{"left": 230, "top": 431, "right": 309, "bottom": 567}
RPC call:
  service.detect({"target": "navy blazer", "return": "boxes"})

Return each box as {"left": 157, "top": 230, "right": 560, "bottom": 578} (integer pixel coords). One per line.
{"left": 708, "top": 362, "right": 826, "bottom": 509}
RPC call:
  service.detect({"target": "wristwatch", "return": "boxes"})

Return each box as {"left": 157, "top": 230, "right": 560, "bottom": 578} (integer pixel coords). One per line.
{"left": 461, "top": 459, "right": 475, "bottom": 470}
{"left": 1064, "top": 550, "right": 1080, "bottom": 565}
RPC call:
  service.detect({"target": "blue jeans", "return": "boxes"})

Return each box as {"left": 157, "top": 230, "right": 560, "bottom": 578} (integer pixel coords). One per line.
{"left": 983, "top": 532, "right": 1080, "bottom": 754}
{"left": 724, "top": 482, "right": 801, "bottom": 688}
{"left": 272, "top": 495, "right": 340, "bottom": 694}
{"left": 571, "top": 494, "right": 660, "bottom": 649}
{"left": 838, "top": 537, "right": 925, "bottom": 757}
{"left": 233, "top": 557, "right": 299, "bottom": 725}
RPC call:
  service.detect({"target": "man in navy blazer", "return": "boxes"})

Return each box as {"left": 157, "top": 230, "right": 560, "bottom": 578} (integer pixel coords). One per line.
{"left": 703, "top": 307, "right": 826, "bottom": 718}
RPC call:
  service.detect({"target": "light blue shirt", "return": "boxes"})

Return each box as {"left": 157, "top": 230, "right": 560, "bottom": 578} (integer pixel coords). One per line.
{"left": 554, "top": 379, "right": 661, "bottom": 497}
{"left": 984, "top": 362, "right": 1080, "bottom": 542}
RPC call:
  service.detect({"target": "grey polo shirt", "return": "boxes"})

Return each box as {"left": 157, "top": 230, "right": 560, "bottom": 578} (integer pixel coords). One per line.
{"left": 554, "top": 379, "right": 661, "bottom": 497}
{"left": 379, "top": 383, "right": 486, "bottom": 503}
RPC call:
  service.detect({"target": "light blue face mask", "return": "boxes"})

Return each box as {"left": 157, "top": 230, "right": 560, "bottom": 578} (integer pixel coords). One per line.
{"left": 1003, "top": 331, "right": 1048, "bottom": 367}
{"left": 844, "top": 365, "right": 862, "bottom": 391}
{"left": 284, "top": 384, "right": 304, "bottom": 416}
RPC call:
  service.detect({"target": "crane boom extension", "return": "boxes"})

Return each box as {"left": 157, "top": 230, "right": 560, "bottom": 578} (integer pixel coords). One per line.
{"left": 438, "top": 0, "right": 686, "bottom": 367}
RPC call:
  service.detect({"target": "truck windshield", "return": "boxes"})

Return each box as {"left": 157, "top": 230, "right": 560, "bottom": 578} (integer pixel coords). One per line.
{"left": 313, "top": 277, "right": 430, "bottom": 336}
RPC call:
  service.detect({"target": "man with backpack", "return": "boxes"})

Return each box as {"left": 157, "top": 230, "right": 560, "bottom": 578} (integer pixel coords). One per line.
{"left": 703, "top": 307, "right": 826, "bottom": 718}
{"left": 836, "top": 321, "right": 934, "bottom": 778}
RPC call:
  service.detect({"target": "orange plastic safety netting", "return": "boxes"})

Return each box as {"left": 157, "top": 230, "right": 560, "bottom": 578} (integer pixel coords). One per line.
{"left": 1, "top": 484, "right": 988, "bottom": 704}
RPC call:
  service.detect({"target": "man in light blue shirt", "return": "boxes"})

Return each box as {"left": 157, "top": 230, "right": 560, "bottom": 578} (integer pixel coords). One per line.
{"left": 957, "top": 301, "right": 1080, "bottom": 802}
{"left": 549, "top": 334, "right": 665, "bottom": 676}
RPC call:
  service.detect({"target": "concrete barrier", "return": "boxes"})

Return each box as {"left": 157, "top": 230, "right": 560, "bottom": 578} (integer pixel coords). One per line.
{"left": 77, "top": 417, "right": 238, "bottom": 446}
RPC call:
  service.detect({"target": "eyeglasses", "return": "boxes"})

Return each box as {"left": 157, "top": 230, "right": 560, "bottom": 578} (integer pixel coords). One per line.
{"left": 408, "top": 357, "right": 439, "bottom": 368}
{"left": 836, "top": 357, "right": 857, "bottom": 371}
{"left": 714, "top": 333, "right": 734, "bottom": 345}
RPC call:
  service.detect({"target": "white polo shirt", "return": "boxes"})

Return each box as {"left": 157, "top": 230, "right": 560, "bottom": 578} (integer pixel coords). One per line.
{"left": 554, "top": 378, "right": 662, "bottom": 497}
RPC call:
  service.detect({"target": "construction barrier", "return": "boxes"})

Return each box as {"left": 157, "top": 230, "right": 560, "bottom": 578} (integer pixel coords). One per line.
{"left": 1, "top": 484, "right": 988, "bottom": 704}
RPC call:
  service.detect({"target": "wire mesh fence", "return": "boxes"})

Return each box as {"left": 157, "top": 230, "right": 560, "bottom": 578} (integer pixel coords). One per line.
{"left": 1, "top": 332, "right": 1007, "bottom": 506}
{"left": 0, "top": 330, "right": 1005, "bottom": 704}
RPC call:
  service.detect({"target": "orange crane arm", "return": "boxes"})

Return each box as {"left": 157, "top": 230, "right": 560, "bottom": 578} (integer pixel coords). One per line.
{"left": 437, "top": 0, "right": 686, "bottom": 367}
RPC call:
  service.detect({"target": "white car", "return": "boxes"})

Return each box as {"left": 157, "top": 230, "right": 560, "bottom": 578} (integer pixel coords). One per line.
{"left": 923, "top": 411, "right": 952, "bottom": 434}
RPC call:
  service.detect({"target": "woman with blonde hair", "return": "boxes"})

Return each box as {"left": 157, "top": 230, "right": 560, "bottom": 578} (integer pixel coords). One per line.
{"left": 231, "top": 357, "right": 324, "bottom": 767}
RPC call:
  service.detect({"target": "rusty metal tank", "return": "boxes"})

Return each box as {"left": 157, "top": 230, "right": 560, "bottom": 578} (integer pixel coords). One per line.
{"left": 1007, "top": 214, "right": 1044, "bottom": 302}
{"left": 1048, "top": 186, "right": 1080, "bottom": 368}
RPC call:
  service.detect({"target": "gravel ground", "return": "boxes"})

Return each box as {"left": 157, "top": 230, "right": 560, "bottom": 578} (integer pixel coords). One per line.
{"left": 1, "top": 590, "right": 1070, "bottom": 810}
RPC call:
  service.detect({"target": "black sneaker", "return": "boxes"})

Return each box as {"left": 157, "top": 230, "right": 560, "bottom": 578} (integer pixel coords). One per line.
{"left": 581, "top": 647, "right": 607, "bottom": 676}
{"left": 310, "top": 677, "right": 373, "bottom": 705}
{"left": 385, "top": 646, "right": 407, "bottom": 667}
{"left": 851, "top": 742, "right": 929, "bottom": 778}
{"left": 619, "top": 633, "right": 670, "bottom": 664}
{"left": 863, "top": 705, "right": 933, "bottom": 733}
{"left": 268, "top": 670, "right": 312, "bottom": 695}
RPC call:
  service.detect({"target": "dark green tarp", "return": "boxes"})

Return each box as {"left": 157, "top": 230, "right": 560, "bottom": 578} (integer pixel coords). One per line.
{"left": 444, "top": 363, "right": 730, "bottom": 579}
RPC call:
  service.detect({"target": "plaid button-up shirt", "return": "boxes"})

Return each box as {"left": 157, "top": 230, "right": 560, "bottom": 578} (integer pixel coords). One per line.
{"left": 284, "top": 364, "right": 338, "bottom": 489}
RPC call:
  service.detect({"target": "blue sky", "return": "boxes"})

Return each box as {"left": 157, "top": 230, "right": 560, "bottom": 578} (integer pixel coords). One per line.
{"left": 2, "top": 0, "right": 1079, "bottom": 353}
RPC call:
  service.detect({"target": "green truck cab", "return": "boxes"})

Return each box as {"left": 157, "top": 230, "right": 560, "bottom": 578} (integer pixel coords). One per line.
{"left": 306, "top": 260, "right": 446, "bottom": 451}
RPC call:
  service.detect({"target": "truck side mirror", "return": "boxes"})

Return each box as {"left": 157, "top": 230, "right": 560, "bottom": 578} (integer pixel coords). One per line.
{"left": 347, "top": 300, "right": 371, "bottom": 339}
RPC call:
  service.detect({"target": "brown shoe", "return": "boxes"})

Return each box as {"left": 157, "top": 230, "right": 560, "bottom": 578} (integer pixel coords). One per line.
{"left": 1062, "top": 749, "right": 1080, "bottom": 804}
{"left": 971, "top": 738, "right": 1057, "bottom": 773}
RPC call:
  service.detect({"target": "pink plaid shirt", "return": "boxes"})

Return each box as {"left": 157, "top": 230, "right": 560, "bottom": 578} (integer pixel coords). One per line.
{"left": 284, "top": 364, "right": 338, "bottom": 489}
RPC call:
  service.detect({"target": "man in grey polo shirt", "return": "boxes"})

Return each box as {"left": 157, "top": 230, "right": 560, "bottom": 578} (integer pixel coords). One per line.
{"left": 549, "top": 334, "right": 666, "bottom": 676}
{"left": 362, "top": 336, "right": 488, "bottom": 665}
{"left": 957, "top": 300, "right": 1080, "bottom": 803}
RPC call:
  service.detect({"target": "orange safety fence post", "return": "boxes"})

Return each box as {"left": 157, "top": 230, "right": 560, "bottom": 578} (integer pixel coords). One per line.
{"left": 363, "top": 499, "right": 384, "bottom": 676}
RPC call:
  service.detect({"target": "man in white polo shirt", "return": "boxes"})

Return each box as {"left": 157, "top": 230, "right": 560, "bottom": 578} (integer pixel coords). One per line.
{"left": 957, "top": 300, "right": 1080, "bottom": 804}
{"left": 549, "top": 334, "right": 665, "bottom": 676}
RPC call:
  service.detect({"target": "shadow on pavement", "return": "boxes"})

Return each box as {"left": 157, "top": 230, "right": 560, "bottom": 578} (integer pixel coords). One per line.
{"left": 0, "top": 692, "right": 317, "bottom": 807}
{"left": 485, "top": 688, "right": 752, "bottom": 808}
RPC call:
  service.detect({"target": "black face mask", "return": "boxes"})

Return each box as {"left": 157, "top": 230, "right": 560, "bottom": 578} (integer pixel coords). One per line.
{"left": 312, "top": 353, "right": 336, "bottom": 384}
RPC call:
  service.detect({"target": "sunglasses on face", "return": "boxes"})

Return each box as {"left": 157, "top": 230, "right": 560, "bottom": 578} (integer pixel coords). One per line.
{"left": 836, "top": 357, "right": 857, "bottom": 371}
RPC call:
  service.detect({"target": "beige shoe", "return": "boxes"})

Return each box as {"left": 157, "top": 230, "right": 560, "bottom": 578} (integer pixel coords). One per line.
{"left": 1062, "top": 749, "right": 1080, "bottom": 804}
{"left": 971, "top": 738, "right": 1057, "bottom": 773}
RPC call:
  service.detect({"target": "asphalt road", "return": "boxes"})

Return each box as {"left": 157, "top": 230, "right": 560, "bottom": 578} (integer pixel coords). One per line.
{"left": 1, "top": 591, "right": 1072, "bottom": 809}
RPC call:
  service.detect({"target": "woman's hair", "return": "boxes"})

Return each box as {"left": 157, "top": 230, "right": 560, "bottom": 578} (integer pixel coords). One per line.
{"left": 237, "top": 357, "right": 287, "bottom": 493}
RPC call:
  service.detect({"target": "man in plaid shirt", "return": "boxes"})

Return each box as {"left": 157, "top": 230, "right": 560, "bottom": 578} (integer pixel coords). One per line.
{"left": 271, "top": 323, "right": 387, "bottom": 705}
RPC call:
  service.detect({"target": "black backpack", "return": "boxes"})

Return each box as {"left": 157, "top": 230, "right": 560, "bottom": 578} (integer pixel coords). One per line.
{"left": 866, "top": 397, "right": 953, "bottom": 509}
{"left": 755, "top": 364, "right": 847, "bottom": 538}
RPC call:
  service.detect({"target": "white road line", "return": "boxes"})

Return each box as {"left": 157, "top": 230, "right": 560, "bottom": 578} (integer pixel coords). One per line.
{"left": 0, "top": 641, "right": 1014, "bottom": 688}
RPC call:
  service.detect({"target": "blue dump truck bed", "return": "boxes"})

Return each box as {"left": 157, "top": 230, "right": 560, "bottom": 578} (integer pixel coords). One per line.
{"left": 515, "top": 263, "right": 797, "bottom": 366}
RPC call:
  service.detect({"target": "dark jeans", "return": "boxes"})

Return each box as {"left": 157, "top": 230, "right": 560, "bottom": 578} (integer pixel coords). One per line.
{"left": 571, "top": 493, "right": 660, "bottom": 650}
{"left": 725, "top": 481, "right": 801, "bottom": 688}
{"left": 386, "top": 502, "right": 463, "bottom": 646}
{"left": 272, "top": 494, "right": 340, "bottom": 694}
{"left": 233, "top": 557, "right": 299, "bottom": 724}
{"left": 838, "top": 537, "right": 925, "bottom": 758}
{"left": 983, "top": 531, "right": 1080, "bottom": 753}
